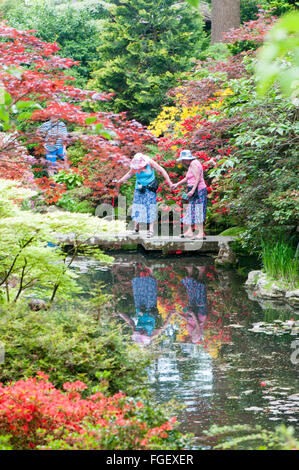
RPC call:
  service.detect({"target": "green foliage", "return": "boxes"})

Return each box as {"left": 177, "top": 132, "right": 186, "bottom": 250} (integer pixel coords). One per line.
{"left": 260, "top": 0, "right": 298, "bottom": 16}
{"left": 57, "top": 194, "right": 95, "bottom": 214}
{"left": 0, "top": 179, "right": 122, "bottom": 304}
{"left": 0, "top": 303, "right": 151, "bottom": 396}
{"left": 206, "top": 424, "right": 299, "bottom": 450}
{"left": 198, "top": 43, "right": 230, "bottom": 61}
{"left": 0, "top": 86, "right": 41, "bottom": 132}
{"left": 201, "top": 0, "right": 297, "bottom": 21}
{"left": 53, "top": 170, "right": 83, "bottom": 190}
{"left": 215, "top": 69, "right": 298, "bottom": 251}
{"left": 184, "top": 0, "right": 200, "bottom": 7}
{"left": 89, "top": 0, "right": 205, "bottom": 123}
{"left": 239, "top": 0, "right": 297, "bottom": 22}
{"left": 0, "top": 434, "right": 13, "bottom": 450}
{"left": 256, "top": 11, "right": 299, "bottom": 104}
{"left": 5, "top": 0, "right": 103, "bottom": 84}
{"left": 261, "top": 237, "right": 298, "bottom": 287}
{"left": 219, "top": 226, "right": 246, "bottom": 237}
{"left": 67, "top": 142, "right": 87, "bottom": 167}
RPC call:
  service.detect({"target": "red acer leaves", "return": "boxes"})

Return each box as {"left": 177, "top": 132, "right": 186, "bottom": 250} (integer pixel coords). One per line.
{"left": 0, "top": 21, "right": 155, "bottom": 202}
{"left": 223, "top": 9, "right": 277, "bottom": 44}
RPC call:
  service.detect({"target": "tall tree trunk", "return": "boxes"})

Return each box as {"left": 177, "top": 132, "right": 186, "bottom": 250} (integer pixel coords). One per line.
{"left": 211, "top": 0, "right": 240, "bottom": 44}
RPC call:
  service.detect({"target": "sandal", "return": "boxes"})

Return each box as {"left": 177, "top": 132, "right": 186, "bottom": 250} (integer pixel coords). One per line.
{"left": 147, "top": 230, "right": 154, "bottom": 238}
{"left": 181, "top": 233, "right": 194, "bottom": 239}
{"left": 129, "top": 228, "right": 139, "bottom": 236}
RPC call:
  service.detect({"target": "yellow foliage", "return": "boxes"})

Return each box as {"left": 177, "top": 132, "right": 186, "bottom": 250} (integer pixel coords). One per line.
{"left": 148, "top": 88, "right": 233, "bottom": 137}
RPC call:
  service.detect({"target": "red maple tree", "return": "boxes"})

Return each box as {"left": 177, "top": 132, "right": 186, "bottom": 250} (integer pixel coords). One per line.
{"left": 0, "top": 21, "right": 154, "bottom": 199}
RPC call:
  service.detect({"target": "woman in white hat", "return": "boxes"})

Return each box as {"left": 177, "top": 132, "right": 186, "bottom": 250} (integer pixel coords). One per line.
{"left": 117, "top": 153, "right": 173, "bottom": 238}
{"left": 172, "top": 149, "right": 207, "bottom": 239}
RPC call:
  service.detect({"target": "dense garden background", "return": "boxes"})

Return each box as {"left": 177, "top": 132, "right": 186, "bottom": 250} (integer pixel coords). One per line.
{"left": 0, "top": 0, "right": 298, "bottom": 451}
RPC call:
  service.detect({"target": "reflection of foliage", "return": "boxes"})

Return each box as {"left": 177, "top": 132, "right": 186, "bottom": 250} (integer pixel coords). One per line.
{"left": 206, "top": 424, "right": 299, "bottom": 450}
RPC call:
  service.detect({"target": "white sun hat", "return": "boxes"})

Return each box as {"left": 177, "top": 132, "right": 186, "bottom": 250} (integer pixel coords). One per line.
{"left": 177, "top": 149, "right": 196, "bottom": 161}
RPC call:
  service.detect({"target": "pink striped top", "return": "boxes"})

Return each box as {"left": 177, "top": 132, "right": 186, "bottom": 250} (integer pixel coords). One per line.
{"left": 186, "top": 160, "right": 206, "bottom": 190}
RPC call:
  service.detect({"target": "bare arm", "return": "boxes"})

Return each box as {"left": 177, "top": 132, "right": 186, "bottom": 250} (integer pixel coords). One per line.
{"left": 149, "top": 159, "right": 172, "bottom": 187}
{"left": 118, "top": 170, "right": 133, "bottom": 184}
{"left": 116, "top": 312, "right": 135, "bottom": 329}
{"left": 187, "top": 162, "right": 201, "bottom": 196}
{"left": 172, "top": 176, "right": 187, "bottom": 188}
{"left": 151, "top": 311, "right": 175, "bottom": 338}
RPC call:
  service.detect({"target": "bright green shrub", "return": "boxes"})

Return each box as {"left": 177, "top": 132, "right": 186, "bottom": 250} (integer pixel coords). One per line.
{"left": 53, "top": 170, "right": 83, "bottom": 190}
{"left": 0, "top": 304, "right": 151, "bottom": 396}
{"left": 5, "top": 0, "right": 103, "bottom": 84}
{"left": 67, "top": 142, "right": 87, "bottom": 167}
{"left": 215, "top": 72, "right": 298, "bottom": 251}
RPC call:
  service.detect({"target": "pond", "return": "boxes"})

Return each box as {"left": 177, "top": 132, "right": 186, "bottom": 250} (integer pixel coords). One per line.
{"left": 72, "top": 252, "right": 299, "bottom": 448}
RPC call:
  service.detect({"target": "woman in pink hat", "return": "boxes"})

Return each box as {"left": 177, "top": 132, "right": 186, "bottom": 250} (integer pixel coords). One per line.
{"left": 117, "top": 153, "right": 173, "bottom": 238}
{"left": 172, "top": 149, "right": 207, "bottom": 240}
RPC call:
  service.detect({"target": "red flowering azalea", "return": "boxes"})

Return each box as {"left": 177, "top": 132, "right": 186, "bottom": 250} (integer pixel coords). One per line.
{"left": 0, "top": 375, "right": 179, "bottom": 450}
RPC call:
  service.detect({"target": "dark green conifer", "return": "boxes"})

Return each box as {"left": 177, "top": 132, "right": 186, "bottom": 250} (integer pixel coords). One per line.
{"left": 89, "top": 0, "right": 204, "bottom": 123}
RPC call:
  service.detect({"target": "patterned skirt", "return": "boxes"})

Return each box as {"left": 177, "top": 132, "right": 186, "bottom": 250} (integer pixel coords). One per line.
{"left": 182, "top": 187, "right": 207, "bottom": 226}
{"left": 132, "top": 188, "right": 157, "bottom": 224}
{"left": 181, "top": 277, "right": 207, "bottom": 317}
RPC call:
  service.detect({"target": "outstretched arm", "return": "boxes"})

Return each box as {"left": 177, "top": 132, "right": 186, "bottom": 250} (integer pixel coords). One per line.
{"left": 118, "top": 170, "right": 133, "bottom": 184}
{"left": 115, "top": 312, "right": 135, "bottom": 329}
{"left": 150, "top": 159, "right": 172, "bottom": 187}
{"left": 172, "top": 176, "right": 187, "bottom": 188}
{"left": 151, "top": 311, "right": 175, "bottom": 338}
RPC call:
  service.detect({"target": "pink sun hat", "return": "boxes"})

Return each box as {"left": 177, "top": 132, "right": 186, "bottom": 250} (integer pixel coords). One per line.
{"left": 132, "top": 332, "right": 151, "bottom": 346}
{"left": 130, "top": 153, "right": 150, "bottom": 170}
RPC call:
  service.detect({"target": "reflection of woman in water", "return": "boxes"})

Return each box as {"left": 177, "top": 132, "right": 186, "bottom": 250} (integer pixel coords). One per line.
{"left": 116, "top": 270, "right": 174, "bottom": 346}
{"left": 179, "top": 266, "right": 207, "bottom": 343}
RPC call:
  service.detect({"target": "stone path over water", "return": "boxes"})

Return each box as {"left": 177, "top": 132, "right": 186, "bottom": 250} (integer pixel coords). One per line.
{"left": 57, "top": 233, "right": 235, "bottom": 256}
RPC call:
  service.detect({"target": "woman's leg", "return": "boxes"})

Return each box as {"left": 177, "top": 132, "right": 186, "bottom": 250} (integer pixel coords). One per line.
{"left": 193, "top": 190, "right": 207, "bottom": 239}
{"left": 147, "top": 190, "right": 157, "bottom": 237}
{"left": 193, "top": 223, "right": 204, "bottom": 239}
{"left": 183, "top": 224, "right": 194, "bottom": 237}
{"left": 182, "top": 203, "right": 193, "bottom": 236}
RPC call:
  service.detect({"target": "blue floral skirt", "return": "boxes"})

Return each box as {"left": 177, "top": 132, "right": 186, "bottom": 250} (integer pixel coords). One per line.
{"left": 182, "top": 187, "right": 207, "bottom": 226}
{"left": 132, "top": 188, "right": 157, "bottom": 224}
{"left": 181, "top": 277, "right": 207, "bottom": 316}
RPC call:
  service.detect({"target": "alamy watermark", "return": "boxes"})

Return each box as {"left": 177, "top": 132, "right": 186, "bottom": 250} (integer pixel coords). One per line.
{"left": 95, "top": 195, "right": 205, "bottom": 241}
{"left": 0, "top": 341, "right": 4, "bottom": 364}
{"left": 291, "top": 339, "right": 299, "bottom": 365}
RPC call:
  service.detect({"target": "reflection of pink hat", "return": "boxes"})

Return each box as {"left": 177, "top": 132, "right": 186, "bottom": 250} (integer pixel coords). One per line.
{"left": 132, "top": 332, "right": 151, "bottom": 346}
{"left": 130, "top": 153, "right": 150, "bottom": 170}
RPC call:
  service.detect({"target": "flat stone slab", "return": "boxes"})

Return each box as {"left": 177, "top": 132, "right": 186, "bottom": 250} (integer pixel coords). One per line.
{"left": 57, "top": 232, "right": 235, "bottom": 254}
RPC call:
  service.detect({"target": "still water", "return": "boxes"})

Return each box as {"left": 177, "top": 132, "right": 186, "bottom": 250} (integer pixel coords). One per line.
{"left": 72, "top": 253, "right": 299, "bottom": 446}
